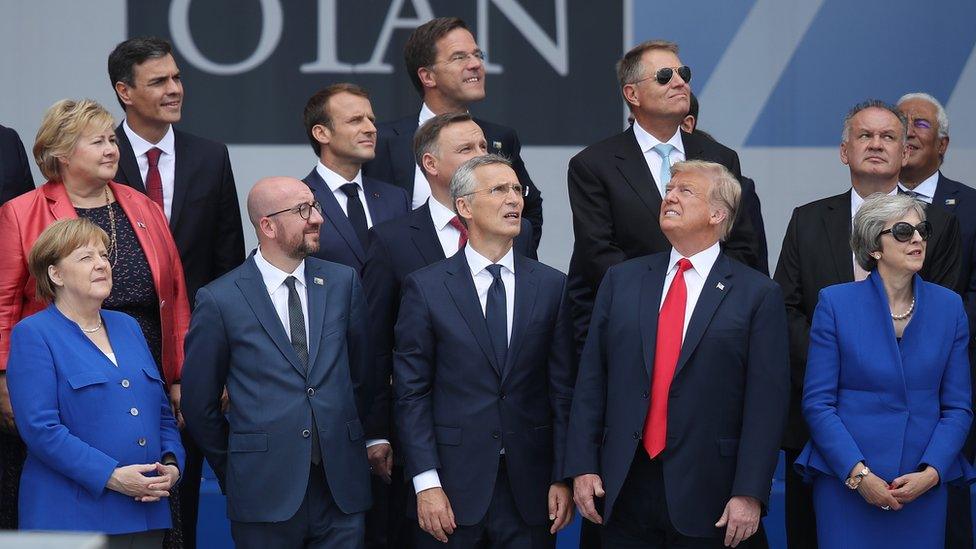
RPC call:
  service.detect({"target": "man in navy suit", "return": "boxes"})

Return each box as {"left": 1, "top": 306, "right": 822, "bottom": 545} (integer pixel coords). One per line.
{"left": 567, "top": 160, "right": 789, "bottom": 548}
{"left": 363, "top": 16, "right": 543, "bottom": 254}
{"left": 897, "top": 92, "right": 976, "bottom": 549}
{"left": 182, "top": 176, "right": 373, "bottom": 548}
{"left": 0, "top": 124, "right": 34, "bottom": 206}
{"left": 303, "top": 84, "right": 410, "bottom": 273}
{"left": 394, "top": 155, "right": 575, "bottom": 547}
{"left": 361, "top": 112, "right": 535, "bottom": 548}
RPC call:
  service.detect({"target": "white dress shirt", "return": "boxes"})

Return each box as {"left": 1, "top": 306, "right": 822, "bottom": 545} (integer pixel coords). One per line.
{"left": 412, "top": 244, "right": 516, "bottom": 493}
{"left": 316, "top": 162, "right": 375, "bottom": 228}
{"left": 661, "top": 243, "right": 720, "bottom": 338}
{"left": 122, "top": 120, "right": 176, "bottom": 219}
{"left": 633, "top": 123, "right": 685, "bottom": 197}
{"left": 428, "top": 197, "right": 465, "bottom": 257}
{"left": 898, "top": 171, "right": 939, "bottom": 204}
{"left": 411, "top": 104, "right": 439, "bottom": 209}
{"left": 253, "top": 248, "right": 310, "bottom": 344}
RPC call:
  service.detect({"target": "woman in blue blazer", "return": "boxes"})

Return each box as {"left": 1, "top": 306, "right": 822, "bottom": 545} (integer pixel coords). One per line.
{"left": 795, "top": 194, "right": 974, "bottom": 547}
{"left": 6, "top": 218, "right": 184, "bottom": 542}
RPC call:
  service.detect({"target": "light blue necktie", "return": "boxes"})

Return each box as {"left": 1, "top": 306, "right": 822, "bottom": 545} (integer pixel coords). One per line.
{"left": 652, "top": 143, "right": 675, "bottom": 196}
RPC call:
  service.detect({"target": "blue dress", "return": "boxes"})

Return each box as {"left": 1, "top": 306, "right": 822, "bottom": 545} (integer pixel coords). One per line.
{"left": 6, "top": 305, "right": 184, "bottom": 534}
{"left": 794, "top": 271, "right": 975, "bottom": 548}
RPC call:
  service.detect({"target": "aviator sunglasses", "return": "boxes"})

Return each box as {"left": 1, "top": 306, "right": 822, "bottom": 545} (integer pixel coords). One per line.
{"left": 878, "top": 220, "right": 932, "bottom": 242}
{"left": 632, "top": 65, "right": 692, "bottom": 86}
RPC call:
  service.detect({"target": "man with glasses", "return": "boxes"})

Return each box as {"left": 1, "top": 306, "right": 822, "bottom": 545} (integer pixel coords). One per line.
{"left": 303, "top": 83, "right": 409, "bottom": 274}
{"left": 182, "top": 176, "right": 374, "bottom": 549}
{"left": 363, "top": 16, "right": 543, "bottom": 255}
{"left": 394, "top": 155, "right": 575, "bottom": 548}
{"left": 897, "top": 92, "right": 976, "bottom": 549}
{"left": 774, "top": 99, "right": 961, "bottom": 548}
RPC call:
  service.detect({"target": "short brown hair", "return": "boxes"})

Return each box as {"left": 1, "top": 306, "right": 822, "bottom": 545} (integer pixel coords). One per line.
{"left": 303, "top": 83, "right": 370, "bottom": 156}
{"left": 413, "top": 112, "right": 475, "bottom": 174}
{"left": 33, "top": 99, "right": 115, "bottom": 181}
{"left": 617, "top": 40, "right": 679, "bottom": 87}
{"left": 404, "top": 17, "right": 469, "bottom": 96}
{"left": 670, "top": 160, "right": 741, "bottom": 241}
{"left": 28, "top": 218, "right": 111, "bottom": 303}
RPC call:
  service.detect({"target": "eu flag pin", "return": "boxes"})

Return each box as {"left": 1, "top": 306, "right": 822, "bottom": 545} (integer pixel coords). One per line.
{"left": 946, "top": 198, "right": 956, "bottom": 206}
{"left": 493, "top": 140, "right": 503, "bottom": 150}
{"left": 716, "top": 282, "right": 725, "bottom": 291}
{"left": 313, "top": 277, "right": 325, "bottom": 286}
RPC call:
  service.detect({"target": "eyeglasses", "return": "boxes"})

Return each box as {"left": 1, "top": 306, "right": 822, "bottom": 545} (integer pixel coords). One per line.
{"left": 460, "top": 183, "right": 527, "bottom": 198}
{"left": 631, "top": 65, "right": 692, "bottom": 86}
{"left": 878, "top": 220, "right": 932, "bottom": 242}
{"left": 266, "top": 201, "right": 323, "bottom": 221}
{"left": 435, "top": 50, "right": 486, "bottom": 66}
{"left": 910, "top": 118, "right": 932, "bottom": 130}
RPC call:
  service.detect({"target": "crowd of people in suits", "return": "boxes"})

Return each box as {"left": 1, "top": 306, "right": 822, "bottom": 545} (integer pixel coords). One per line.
{"left": 0, "top": 13, "right": 973, "bottom": 549}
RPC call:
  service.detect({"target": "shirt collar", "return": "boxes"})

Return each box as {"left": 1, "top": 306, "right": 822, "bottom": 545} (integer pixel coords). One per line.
{"left": 898, "top": 171, "right": 939, "bottom": 200}
{"left": 850, "top": 185, "right": 898, "bottom": 218}
{"left": 465, "top": 244, "right": 515, "bottom": 277}
{"left": 428, "top": 197, "right": 458, "bottom": 230}
{"left": 122, "top": 119, "right": 175, "bottom": 157}
{"left": 667, "top": 241, "right": 720, "bottom": 278}
{"left": 316, "top": 162, "right": 363, "bottom": 194}
{"left": 418, "top": 103, "right": 438, "bottom": 126}
{"left": 253, "top": 247, "right": 306, "bottom": 294}
{"left": 633, "top": 122, "right": 684, "bottom": 156}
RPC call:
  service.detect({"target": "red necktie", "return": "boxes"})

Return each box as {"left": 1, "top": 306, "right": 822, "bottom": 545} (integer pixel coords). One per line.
{"left": 449, "top": 216, "right": 468, "bottom": 250}
{"left": 643, "top": 258, "right": 693, "bottom": 458}
{"left": 145, "top": 147, "right": 164, "bottom": 212}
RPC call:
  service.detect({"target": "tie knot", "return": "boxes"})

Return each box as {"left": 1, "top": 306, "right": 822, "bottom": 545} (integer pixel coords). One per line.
{"left": 146, "top": 147, "right": 162, "bottom": 167}
{"left": 340, "top": 183, "right": 360, "bottom": 198}
{"left": 284, "top": 275, "right": 299, "bottom": 291}
{"left": 486, "top": 264, "right": 504, "bottom": 280}
{"left": 652, "top": 143, "right": 675, "bottom": 160}
{"left": 676, "top": 258, "right": 693, "bottom": 273}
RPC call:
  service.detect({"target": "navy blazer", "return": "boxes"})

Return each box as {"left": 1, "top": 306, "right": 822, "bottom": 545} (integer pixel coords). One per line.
{"left": 932, "top": 173, "right": 976, "bottom": 339}
{"left": 796, "top": 271, "right": 974, "bottom": 485}
{"left": 114, "top": 125, "right": 245, "bottom": 306}
{"left": 0, "top": 124, "right": 34, "bottom": 205}
{"left": 564, "top": 251, "right": 789, "bottom": 538}
{"left": 362, "top": 202, "right": 535, "bottom": 440}
{"left": 393, "top": 251, "right": 576, "bottom": 526}
{"left": 7, "top": 306, "right": 184, "bottom": 534}
{"left": 181, "top": 256, "right": 373, "bottom": 522}
{"left": 303, "top": 167, "right": 409, "bottom": 273}
{"left": 363, "top": 113, "right": 543, "bottom": 252}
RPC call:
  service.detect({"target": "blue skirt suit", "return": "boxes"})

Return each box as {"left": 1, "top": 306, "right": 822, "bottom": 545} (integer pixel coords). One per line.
{"left": 795, "top": 271, "right": 975, "bottom": 548}
{"left": 6, "top": 305, "right": 184, "bottom": 534}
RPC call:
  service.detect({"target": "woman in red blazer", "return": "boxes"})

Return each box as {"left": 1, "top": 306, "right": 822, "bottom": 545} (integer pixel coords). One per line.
{"left": 0, "top": 99, "right": 190, "bottom": 530}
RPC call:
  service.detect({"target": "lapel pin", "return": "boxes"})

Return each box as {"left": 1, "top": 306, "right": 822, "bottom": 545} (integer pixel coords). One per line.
{"left": 716, "top": 282, "right": 725, "bottom": 291}
{"left": 493, "top": 140, "right": 503, "bottom": 150}
{"left": 313, "top": 277, "right": 325, "bottom": 286}
{"left": 136, "top": 221, "right": 147, "bottom": 229}
{"left": 945, "top": 198, "right": 956, "bottom": 206}
{"left": 372, "top": 192, "right": 380, "bottom": 198}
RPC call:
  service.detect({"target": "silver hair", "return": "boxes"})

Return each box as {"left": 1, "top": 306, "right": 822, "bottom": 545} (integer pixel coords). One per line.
{"left": 669, "top": 160, "right": 741, "bottom": 241}
{"left": 841, "top": 99, "right": 908, "bottom": 143}
{"left": 897, "top": 92, "right": 950, "bottom": 139}
{"left": 449, "top": 154, "right": 513, "bottom": 216}
{"left": 851, "top": 193, "right": 927, "bottom": 272}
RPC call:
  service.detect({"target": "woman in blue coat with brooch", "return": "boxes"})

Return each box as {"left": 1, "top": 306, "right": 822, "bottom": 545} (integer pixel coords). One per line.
{"left": 795, "top": 193, "right": 974, "bottom": 547}
{"left": 6, "top": 218, "right": 184, "bottom": 545}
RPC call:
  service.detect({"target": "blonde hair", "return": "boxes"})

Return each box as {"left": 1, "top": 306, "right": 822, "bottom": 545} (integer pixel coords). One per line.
{"left": 33, "top": 99, "right": 115, "bottom": 181}
{"left": 28, "top": 218, "right": 111, "bottom": 303}
{"left": 670, "top": 160, "right": 741, "bottom": 240}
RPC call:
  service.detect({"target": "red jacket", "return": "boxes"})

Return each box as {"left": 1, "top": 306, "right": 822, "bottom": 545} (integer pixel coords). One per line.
{"left": 0, "top": 181, "right": 190, "bottom": 384}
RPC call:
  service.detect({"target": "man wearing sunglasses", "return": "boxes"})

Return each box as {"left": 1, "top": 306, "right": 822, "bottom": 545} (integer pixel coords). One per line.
{"left": 897, "top": 92, "right": 976, "bottom": 549}
{"left": 183, "top": 176, "right": 374, "bottom": 549}
{"left": 774, "top": 99, "right": 961, "bottom": 549}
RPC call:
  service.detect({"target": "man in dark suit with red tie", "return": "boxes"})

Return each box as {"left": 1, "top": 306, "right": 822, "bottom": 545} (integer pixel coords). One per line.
{"left": 566, "top": 160, "right": 788, "bottom": 548}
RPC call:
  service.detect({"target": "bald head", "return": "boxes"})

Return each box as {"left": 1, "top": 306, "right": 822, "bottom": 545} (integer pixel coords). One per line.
{"left": 246, "top": 176, "right": 309, "bottom": 229}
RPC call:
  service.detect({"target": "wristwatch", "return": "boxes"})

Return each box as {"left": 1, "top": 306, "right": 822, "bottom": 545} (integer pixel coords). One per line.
{"left": 845, "top": 466, "right": 870, "bottom": 490}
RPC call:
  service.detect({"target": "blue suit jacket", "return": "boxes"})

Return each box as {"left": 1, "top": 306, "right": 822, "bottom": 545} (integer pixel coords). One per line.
{"left": 7, "top": 306, "right": 184, "bottom": 534}
{"left": 564, "top": 251, "right": 789, "bottom": 538}
{"left": 181, "top": 256, "right": 373, "bottom": 522}
{"left": 796, "top": 271, "right": 975, "bottom": 485}
{"left": 303, "top": 167, "right": 409, "bottom": 273}
{"left": 393, "top": 251, "right": 576, "bottom": 526}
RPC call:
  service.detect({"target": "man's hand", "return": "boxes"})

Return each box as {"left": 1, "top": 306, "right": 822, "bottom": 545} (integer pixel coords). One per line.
{"left": 548, "top": 482, "right": 574, "bottom": 533}
{"left": 367, "top": 443, "right": 393, "bottom": 483}
{"left": 890, "top": 466, "right": 939, "bottom": 504}
{"left": 715, "top": 495, "right": 761, "bottom": 547}
{"left": 0, "top": 374, "right": 16, "bottom": 434}
{"left": 417, "top": 487, "right": 456, "bottom": 543}
{"left": 169, "top": 383, "right": 184, "bottom": 429}
{"left": 220, "top": 386, "right": 230, "bottom": 414}
{"left": 573, "top": 473, "right": 605, "bottom": 525}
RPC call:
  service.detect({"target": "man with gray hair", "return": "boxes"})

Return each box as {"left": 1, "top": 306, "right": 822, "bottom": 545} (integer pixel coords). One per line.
{"left": 394, "top": 155, "right": 575, "bottom": 547}
{"left": 898, "top": 92, "right": 976, "bottom": 549}
{"left": 774, "top": 99, "right": 962, "bottom": 548}
{"left": 567, "top": 159, "right": 789, "bottom": 548}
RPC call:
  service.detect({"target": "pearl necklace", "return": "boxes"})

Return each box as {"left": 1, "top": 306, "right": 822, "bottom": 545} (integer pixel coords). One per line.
{"left": 891, "top": 297, "right": 915, "bottom": 321}
{"left": 80, "top": 317, "right": 103, "bottom": 334}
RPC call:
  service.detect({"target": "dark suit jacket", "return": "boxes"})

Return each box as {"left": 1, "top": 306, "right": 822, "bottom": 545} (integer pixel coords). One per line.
{"left": 362, "top": 202, "right": 535, "bottom": 440}
{"left": 773, "top": 190, "right": 961, "bottom": 449}
{"left": 363, "top": 113, "right": 543, "bottom": 252}
{"left": 564, "top": 252, "right": 789, "bottom": 538}
{"left": 0, "top": 124, "right": 34, "bottom": 205}
{"left": 114, "top": 125, "right": 245, "bottom": 305}
{"left": 182, "top": 257, "right": 373, "bottom": 522}
{"left": 393, "top": 251, "right": 575, "bottom": 526}
{"left": 303, "top": 168, "right": 409, "bottom": 273}
{"left": 566, "top": 127, "right": 766, "bottom": 349}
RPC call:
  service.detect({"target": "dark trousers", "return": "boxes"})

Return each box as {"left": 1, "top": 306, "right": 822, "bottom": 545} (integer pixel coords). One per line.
{"left": 783, "top": 447, "right": 817, "bottom": 549}
{"left": 0, "top": 431, "right": 25, "bottom": 529}
{"left": 365, "top": 464, "right": 414, "bottom": 549}
{"left": 946, "top": 484, "right": 974, "bottom": 548}
{"left": 231, "top": 464, "right": 365, "bottom": 549}
{"left": 415, "top": 458, "right": 553, "bottom": 548}
{"left": 177, "top": 430, "right": 203, "bottom": 548}
{"left": 604, "top": 450, "right": 768, "bottom": 549}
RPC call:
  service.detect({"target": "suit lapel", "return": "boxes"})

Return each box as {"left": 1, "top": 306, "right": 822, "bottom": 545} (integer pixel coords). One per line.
{"left": 114, "top": 126, "right": 145, "bottom": 192}
{"left": 362, "top": 177, "right": 387, "bottom": 224}
{"left": 411, "top": 203, "right": 447, "bottom": 263}
{"left": 640, "top": 255, "right": 669, "bottom": 382}
{"left": 503, "top": 255, "right": 537, "bottom": 383}
{"left": 824, "top": 191, "right": 854, "bottom": 282}
{"left": 305, "top": 262, "right": 327, "bottom": 370}
{"left": 169, "top": 130, "right": 191, "bottom": 230}
{"left": 674, "top": 254, "right": 733, "bottom": 378}
{"left": 934, "top": 172, "right": 958, "bottom": 213}
{"left": 235, "top": 259, "right": 306, "bottom": 377}
{"left": 444, "top": 252, "right": 501, "bottom": 376}
{"left": 866, "top": 270, "right": 908, "bottom": 401}
{"left": 615, "top": 128, "right": 662, "bottom": 216}
{"left": 305, "top": 169, "right": 365, "bottom": 262}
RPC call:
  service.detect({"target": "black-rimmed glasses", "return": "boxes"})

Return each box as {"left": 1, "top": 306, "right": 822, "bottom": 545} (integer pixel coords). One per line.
{"left": 266, "top": 201, "right": 323, "bottom": 220}
{"left": 878, "top": 220, "right": 931, "bottom": 242}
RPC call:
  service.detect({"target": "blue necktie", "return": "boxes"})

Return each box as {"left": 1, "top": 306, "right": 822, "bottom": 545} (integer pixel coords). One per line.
{"left": 652, "top": 143, "right": 675, "bottom": 196}
{"left": 485, "top": 264, "right": 508, "bottom": 370}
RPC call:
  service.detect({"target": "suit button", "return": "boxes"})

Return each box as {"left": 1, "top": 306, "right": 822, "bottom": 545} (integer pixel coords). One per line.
{"left": 641, "top": 391, "right": 648, "bottom": 399}
{"left": 307, "top": 387, "right": 315, "bottom": 397}
{"left": 499, "top": 392, "right": 506, "bottom": 400}
{"left": 491, "top": 431, "right": 501, "bottom": 439}
{"left": 130, "top": 408, "right": 139, "bottom": 416}
{"left": 302, "top": 429, "right": 311, "bottom": 438}
{"left": 121, "top": 379, "right": 130, "bottom": 388}
{"left": 137, "top": 437, "right": 146, "bottom": 446}
{"left": 632, "top": 431, "right": 640, "bottom": 440}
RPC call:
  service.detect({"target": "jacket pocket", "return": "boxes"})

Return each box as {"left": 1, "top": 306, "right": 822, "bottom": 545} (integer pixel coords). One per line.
{"left": 434, "top": 425, "right": 462, "bottom": 446}
{"left": 229, "top": 432, "right": 268, "bottom": 452}
{"left": 67, "top": 371, "right": 109, "bottom": 390}
{"left": 141, "top": 365, "right": 164, "bottom": 383}
{"left": 347, "top": 419, "right": 365, "bottom": 441}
